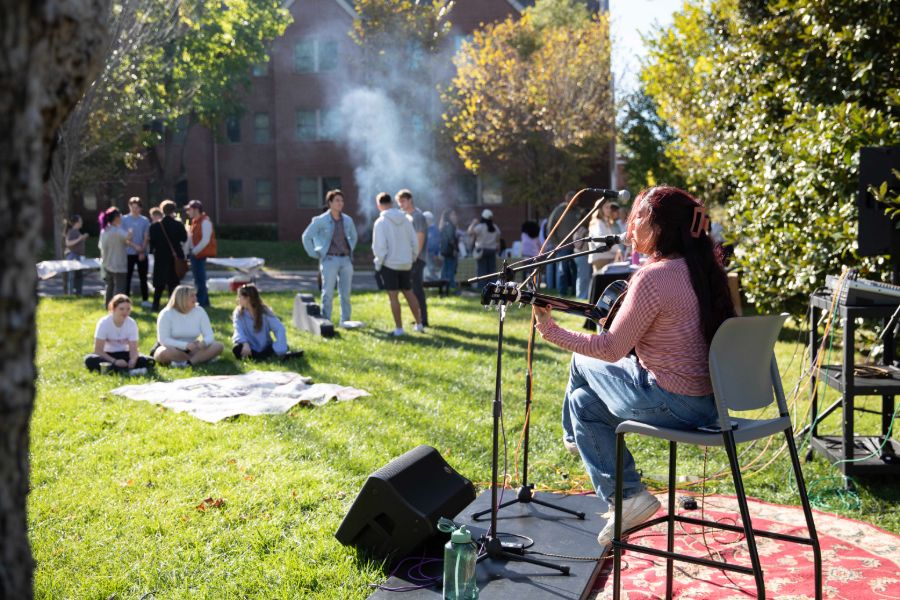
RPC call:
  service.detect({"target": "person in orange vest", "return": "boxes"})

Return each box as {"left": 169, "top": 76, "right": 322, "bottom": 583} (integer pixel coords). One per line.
{"left": 185, "top": 199, "right": 217, "bottom": 308}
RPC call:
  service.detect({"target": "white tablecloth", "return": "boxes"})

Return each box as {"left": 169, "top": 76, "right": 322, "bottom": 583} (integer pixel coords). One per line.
{"left": 36, "top": 256, "right": 266, "bottom": 280}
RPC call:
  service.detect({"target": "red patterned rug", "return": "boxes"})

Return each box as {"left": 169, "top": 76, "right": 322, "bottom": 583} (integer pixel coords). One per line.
{"left": 593, "top": 495, "right": 900, "bottom": 599}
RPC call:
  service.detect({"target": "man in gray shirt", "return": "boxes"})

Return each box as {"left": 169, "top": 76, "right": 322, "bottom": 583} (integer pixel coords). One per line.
{"left": 121, "top": 196, "right": 151, "bottom": 307}
{"left": 397, "top": 188, "right": 428, "bottom": 327}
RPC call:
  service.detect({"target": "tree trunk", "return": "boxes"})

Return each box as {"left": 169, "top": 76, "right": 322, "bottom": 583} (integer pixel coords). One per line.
{"left": 49, "top": 141, "right": 73, "bottom": 259}
{"left": 0, "top": 1, "right": 109, "bottom": 598}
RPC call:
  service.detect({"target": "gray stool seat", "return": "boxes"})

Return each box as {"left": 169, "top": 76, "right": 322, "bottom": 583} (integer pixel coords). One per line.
{"left": 616, "top": 416, "right": 789, "bottom": 446}
{"left": 611, "top": 315, "right": 822, "bottom": 600}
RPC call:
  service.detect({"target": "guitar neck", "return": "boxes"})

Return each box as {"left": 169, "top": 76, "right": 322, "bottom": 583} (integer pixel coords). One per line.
{"left": 527, "top": 292, "right": 599, "bottom": 320}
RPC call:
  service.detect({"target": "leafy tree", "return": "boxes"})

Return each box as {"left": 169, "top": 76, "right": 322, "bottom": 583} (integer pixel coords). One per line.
{"left": 617, "top": 87, "right": 685, "bottom": 192}
{"left": 442, "top": 0, "right": 613, "bottom": 214}
{"left": 1, "top": 0, "right": 111, "bottom": 596}
{"left": 641, "top": 0, "right": 900, "bottom": 311}
{"left": 48, "top": 0, "right": 290, "bottom": 256}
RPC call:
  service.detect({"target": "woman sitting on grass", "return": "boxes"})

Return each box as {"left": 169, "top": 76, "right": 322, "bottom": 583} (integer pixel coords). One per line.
{"left": 232, "top": 284, "right": 303, "bottom": 361}
{"left": 85, "top": 294, "right": 154, "bottom": 373}
{"left": 152, "top": 285, "right": 224, "bottom": 367}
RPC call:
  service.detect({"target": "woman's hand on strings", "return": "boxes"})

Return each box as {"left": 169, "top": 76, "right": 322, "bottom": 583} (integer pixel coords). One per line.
{"left": 533, "top": 305, "right": 552, "bottom": 325}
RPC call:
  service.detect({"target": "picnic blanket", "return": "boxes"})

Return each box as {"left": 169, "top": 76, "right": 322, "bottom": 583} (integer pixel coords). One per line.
{"left": 36, "top": 256, "right": 265, "bottom": 280}
{"left": 111, "top": 370, "right": 369, "bottom": 422}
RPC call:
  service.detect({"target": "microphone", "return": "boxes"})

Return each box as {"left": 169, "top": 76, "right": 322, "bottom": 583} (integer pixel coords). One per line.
{"left": 590, "top": 189, "right": 631, "bottom": 202}
{"left": 588, "top": 235, "right": 623, "bottom": 246}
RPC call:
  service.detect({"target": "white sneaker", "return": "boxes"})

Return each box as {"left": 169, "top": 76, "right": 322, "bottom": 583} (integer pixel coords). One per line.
{"left": 597, "top": 490, "right": 661, "bottom": 547}
{"left": 414, "top": 323, "right": 425, "bottom": 333}
{"left": 128, "top": 368, "right": 147, "bottom": 376}
{"left": 563, "top": 438, "right": 579, "bottom": 455}
{"left": 170, "top": 360, "right": 190, "bottom": 368}
{"left": 141, "top": 300, "right": 152, "bottom": 308}
{"left": 391, "top": 328, "right": 406, "bottom": 337}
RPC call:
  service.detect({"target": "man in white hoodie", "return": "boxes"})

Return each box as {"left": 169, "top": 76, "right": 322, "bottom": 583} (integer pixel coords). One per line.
{"left": 372, "top": 192, "right": 424, "bottom": 336}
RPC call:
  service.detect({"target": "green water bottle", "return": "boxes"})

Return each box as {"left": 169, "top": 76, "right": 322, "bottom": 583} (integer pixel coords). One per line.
{"left": 442, "top": 525, "right": 478, "bottom": 599}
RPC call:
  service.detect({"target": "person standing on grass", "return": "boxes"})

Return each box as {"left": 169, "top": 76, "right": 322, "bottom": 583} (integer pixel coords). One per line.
{"left": 122, "top": 196, "right": 151, "bottom": 308}
{"left": 232, "top": 284, "right": 303, "bottom": 361}
{"left": 372, "top": 192, "right": 423, "bottom": 336}
{"left": 64, "top": 214, "right": 88, "bottom": 296}
{"left": 185, "top": 199, "right": 217, "bottom": 308}
{"left": 439, "top": 208, "right": 460, "bottom": 292}
{"left": 152, "top": 285, "right": 224, "bottom": 367}
{"left": 84, "top": 294, "right": 154, "bottom": 373}
{"left": 396, "top": 189, "right": 429, "bottom": 327}
{"left": 149, "top": 200, "right": 187, "bottom": 311}
{"left": 467, "top": 209, "right": 501, "bottom": 289}
{"left": 99, "top": 206, "right": 133, "bottom": 306}
{"left": 301, "top": 189, "right": 358, "bottom": 327}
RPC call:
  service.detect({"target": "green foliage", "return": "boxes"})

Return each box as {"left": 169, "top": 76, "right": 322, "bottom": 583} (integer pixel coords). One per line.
{"left": 641, "top": 0, "right": 900, "bottom": 311}
{"left": 29, "top": 297, "right": 900, "bottom": 596}
{"left": 442, "top": 0, "right": 613, "bottom": 213}
{"left": 351, "top": 0, "right": 454, "bottom": 54}
{"left": 617, "top": 87, "right": 686, "bottom": 192}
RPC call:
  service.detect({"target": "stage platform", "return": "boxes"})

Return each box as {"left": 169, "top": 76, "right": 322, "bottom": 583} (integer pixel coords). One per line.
{"left": 369, "top": 490, "right": 607, "bottom": 600}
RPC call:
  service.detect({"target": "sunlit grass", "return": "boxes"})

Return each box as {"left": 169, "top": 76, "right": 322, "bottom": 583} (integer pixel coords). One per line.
{"left": 30, "top": 293, "right": 900, "bottom": 598}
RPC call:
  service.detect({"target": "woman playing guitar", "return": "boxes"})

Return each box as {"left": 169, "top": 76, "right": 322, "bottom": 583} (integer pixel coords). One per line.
{"left": 532, "top": 186, "right": 735, "bottom": 547}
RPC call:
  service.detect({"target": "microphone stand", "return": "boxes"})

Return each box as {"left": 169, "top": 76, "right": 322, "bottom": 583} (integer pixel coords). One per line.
{"left": 468, "top": 237, "right": 621, "bottom": 524}
{"left": 476, "top": 259, "right": 571, "bottom": 575}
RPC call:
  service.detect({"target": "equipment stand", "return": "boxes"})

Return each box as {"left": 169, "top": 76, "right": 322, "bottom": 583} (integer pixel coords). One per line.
{"left": 477, "top": 263, "right": 570, "bottom": 575}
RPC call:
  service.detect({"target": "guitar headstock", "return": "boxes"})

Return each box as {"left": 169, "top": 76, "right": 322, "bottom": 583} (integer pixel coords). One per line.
{"left": 481, "top": 281, "right": 522, "bottom": 307}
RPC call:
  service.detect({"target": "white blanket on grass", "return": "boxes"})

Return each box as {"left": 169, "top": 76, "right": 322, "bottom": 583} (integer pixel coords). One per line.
{"left": 111, "top": 370, "right": 369, "bottom": 422}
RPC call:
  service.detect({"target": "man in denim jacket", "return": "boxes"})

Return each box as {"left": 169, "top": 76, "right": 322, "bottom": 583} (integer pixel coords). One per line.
{"left": 301, "top": 189, "right": 358, "bottom": 325}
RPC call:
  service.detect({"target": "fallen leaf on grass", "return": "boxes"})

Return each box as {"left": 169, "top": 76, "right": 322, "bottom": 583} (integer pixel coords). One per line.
{"left": 196, "top": 497, "right": 226, "bottom": 511}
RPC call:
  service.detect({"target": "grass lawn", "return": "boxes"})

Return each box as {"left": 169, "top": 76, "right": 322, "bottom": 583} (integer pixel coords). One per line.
{"left": 30, "top": 292, "right": 900, "bottom": 598}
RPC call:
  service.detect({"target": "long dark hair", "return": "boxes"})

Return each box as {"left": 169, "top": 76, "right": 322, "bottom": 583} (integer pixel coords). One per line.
{"left": 235, "top": 283, "right": 272, "bottom": 331}
{"left": 630, "top": 186, "right": 735, "bottom": 344}
{"left": 482, "top": 217, "right": 496, "bottom": 233}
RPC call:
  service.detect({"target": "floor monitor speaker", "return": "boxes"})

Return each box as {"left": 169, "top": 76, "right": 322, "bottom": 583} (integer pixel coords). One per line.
{"left": 335, "top": 445, "right": 476, "bottom": 560}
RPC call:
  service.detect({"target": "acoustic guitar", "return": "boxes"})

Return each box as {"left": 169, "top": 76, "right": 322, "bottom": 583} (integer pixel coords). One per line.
{"left": 480, "top": 280, "right": 629, "bottom": 330}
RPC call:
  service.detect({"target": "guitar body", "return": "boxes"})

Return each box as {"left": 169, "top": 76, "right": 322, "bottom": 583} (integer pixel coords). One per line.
{"left": 481, "top": 280, "right": 629, "bottom": 330}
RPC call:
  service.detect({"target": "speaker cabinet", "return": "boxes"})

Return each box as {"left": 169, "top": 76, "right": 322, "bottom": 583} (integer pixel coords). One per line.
{"left": 335, "top": 445, "right": 476, "bottom": 560}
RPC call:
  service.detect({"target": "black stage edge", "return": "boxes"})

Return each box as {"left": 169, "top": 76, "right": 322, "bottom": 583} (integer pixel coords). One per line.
{"left": 368, "top": 490, "right": 607, "bottom": 600}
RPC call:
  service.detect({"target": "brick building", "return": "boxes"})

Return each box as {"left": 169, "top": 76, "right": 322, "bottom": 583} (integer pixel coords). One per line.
{"left": 67, "top": 0, "right": 611, "bottom": 244}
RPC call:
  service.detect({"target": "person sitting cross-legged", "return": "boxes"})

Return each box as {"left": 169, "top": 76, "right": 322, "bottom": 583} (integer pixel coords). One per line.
{"left": 231, "top": 284, "right": 303, "bottom": 361}
{"left": 84, "top": 294, "right": 154, "bottom": 373}
{"left": 152, "top": 285, "right": 224, "bottom": 367}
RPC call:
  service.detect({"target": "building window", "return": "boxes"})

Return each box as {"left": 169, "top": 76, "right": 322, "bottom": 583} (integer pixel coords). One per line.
{"left": 251, "top": 58, "right": 269, "bottom": 76}
{"left": 319, "top": 39, "right": 338, "bottom": 71}
{"left": 322, "top": 177, "right": 342, "bottom": 196}
{"left": 293, "top": 39, "right": 316, "bottom": 73}
{"left": 295, "top": 110, "right": 316, "bottom": 140}
{"left": 293, "top": 38, "right": 338, "bottom": 73}
{"left": 228, "top": 179, "right": 243, "bottom": 208}
{"left": 254, "top": 112, "right": 270, "bottom": 143}
{"left": 226, "top": 115, "right": 241, "bottom": 143}
{"left": 457, "top": 173, "right": 477, "bottom": 205}
{"left": 319, "top": 110, "right": 339, "bottom": 141}
{"left": 297, "top": 177, "right": 320, "bottom": 207}
{"left": 256, "top": 178, "right": 272, "bottom": 208}
{"left": 481, "top": 174, "right": 503, "bottom": 205}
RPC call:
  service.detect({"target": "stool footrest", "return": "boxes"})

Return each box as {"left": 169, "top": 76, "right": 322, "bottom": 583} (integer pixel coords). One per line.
{"left": 612, "top": 540, "right": 756, "bottom": 575}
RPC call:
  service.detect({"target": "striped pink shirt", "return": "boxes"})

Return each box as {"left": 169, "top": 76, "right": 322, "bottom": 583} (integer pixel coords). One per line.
{"left": 536, "top": 257, "right": 713, "bottom": 396}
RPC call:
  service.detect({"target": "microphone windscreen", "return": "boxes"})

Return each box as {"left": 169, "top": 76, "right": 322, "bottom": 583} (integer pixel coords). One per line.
{"left": 618, "top": 189, "right": 631, "bottom": 203}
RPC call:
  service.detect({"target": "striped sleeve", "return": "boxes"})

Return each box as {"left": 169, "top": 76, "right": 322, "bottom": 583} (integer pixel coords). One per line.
{"left": 536, "top": 269, "right": 661, "bottom": 362}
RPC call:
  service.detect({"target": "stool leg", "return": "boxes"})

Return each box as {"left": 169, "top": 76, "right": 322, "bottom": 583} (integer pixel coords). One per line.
{"left": 613, "top": 432, "right": 625, "bottom": 600}
{"left": 666, "top": 441, "right": 676, "bottom": 599}
{"left": 723, "top": 430, "right": 765, "bottom": 598}
{"left": 784, "top": 429, "right": 822, "bottom": 600}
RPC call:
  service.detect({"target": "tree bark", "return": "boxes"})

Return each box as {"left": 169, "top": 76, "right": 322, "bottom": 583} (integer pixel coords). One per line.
{"left": 0, "top": 1, "right": 109, "bottom": 597}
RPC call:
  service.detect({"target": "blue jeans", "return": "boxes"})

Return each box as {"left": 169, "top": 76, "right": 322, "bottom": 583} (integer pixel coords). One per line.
{"left": 575, "top": 253, "right": 591, "bottom": 299}
{"left": 475, "top": 249, "right": 497, "bottom": 290}
{"left": 441, "top": 255, "right": 458, "bottom": 290}
{"left": 562, "top": 353, "right": 718, "bottom": 502}
{"left": 190, "top": 257, "right": 209, "bottom": 307}
{"left": 555, "top": 246, "right": 576, "bottom": 296}
{"left": 320, "top": 255, "right": 353, "bottom": 322}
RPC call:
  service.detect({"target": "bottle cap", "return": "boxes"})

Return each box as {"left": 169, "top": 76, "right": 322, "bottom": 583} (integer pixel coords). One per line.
{"left": 451, "top": 525, "right": 472, "bottom": 544}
